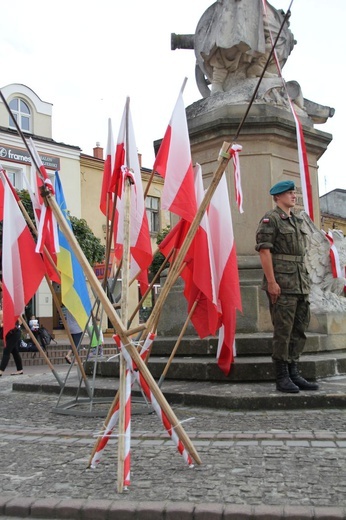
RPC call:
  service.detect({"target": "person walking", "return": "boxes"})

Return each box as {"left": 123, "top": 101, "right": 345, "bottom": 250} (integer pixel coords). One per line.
{"left": 0, "top": 320, "right": 24, "bottom": 376}
{"left": 255, "top": 180, "right": 319, "bottom": 393}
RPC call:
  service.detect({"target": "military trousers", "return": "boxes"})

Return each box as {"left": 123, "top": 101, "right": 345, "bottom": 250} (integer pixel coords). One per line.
{"left": 267, "top": 293, "right": 310, "bottom": 362}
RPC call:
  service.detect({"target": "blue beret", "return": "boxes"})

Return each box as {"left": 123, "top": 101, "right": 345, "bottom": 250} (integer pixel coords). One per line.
{"left": 269, "top": 180, "right": 296, "bottom": 196}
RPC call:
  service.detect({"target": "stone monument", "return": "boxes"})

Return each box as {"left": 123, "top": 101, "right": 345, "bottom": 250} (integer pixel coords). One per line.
{"left": 155, "top": 1, "right": 345, "bottom": 381}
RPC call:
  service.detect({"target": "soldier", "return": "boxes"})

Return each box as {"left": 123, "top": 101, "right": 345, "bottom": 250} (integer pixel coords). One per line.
{"left": 255, "top": 180, "right": 319, "bottom": 393}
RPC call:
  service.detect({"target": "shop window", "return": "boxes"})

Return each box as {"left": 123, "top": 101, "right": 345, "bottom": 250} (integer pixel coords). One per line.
{"left": 8, "top": 98, "right": 31, "bottom": 132}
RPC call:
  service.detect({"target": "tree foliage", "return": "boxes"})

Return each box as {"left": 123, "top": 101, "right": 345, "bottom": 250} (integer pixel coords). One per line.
{"left": 149, "top": 226, "right": 171, "bottom": 276}
{"left": 69, "top": 215, "right": 105, "bottom": 265}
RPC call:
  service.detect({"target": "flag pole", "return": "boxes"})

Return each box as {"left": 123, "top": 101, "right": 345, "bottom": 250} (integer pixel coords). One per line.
{"left": 117, "top": 97, "right": 132, "bottom": 493}
{"left": 13, "top": 185, "right": 93, "bottom": 395}
{"left": 158, "top": 298, "right": 198, "bottom": 388}
{"left": 145, "top": 142, "right": 232, "bottom": 335}
{"left": 45, "top": 189, "right": 201, "bottom": 465}
{"left": 127, "top": 248, "right": 173, "bottom": 328}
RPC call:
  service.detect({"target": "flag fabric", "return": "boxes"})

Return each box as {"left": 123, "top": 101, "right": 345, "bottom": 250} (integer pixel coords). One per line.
{"left": 21, "top": 164, "right": 60, "bottom": 284}
{"left": 100, "top": 118, "right": 116, "bottom": 220}
{"left": 180, "top": 165, "right": 219, "bottom": 337}
{"left": 112, "top": 100, "right": 152, "bottom": 296}
{"left": 159, "top": 165, "right": 219, "bottom": 338}
{"left": 153, "top": 86, "right": 197, "bottom": 223}
{"left": 0, "top": 172, "right": 46, "bottom": 342}
{"left": 324, "top": 230, "right": 344, "bottom": 280}
{"left": 27, "top": 139, "right": 60, "bottom": 260}
{"left": 230, "top": 144, "right": 244, "bottom": 214}
{"left": 208, "top": 173, "right": 242, "bottom": 375}
{"left": 55, "top": 171, "right": 92, "bottom": 330}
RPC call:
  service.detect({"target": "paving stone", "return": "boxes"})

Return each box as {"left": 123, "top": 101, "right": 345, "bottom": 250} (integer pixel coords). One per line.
{"left": 0, "top": 365, "right": 345, "bottom": 519}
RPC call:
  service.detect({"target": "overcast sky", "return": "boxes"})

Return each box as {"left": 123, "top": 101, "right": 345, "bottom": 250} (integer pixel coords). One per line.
{"left": 0, "top": 0, "right": 344, "bottom": 196}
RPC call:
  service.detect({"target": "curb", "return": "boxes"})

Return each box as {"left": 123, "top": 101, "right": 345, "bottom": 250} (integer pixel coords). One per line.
{"left": 0, "top": 497, "right": 346, "bottom": 519}
{"left": 11, "top": 380, "right": 346, "bottom": 412}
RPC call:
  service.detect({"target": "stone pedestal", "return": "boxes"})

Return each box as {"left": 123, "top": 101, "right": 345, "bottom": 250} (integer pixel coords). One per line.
{"left": 157, "top": 98, "right": 337, "bottom": 339}
{"left": 186, "top": 98, "right": 332, "bottom": 255}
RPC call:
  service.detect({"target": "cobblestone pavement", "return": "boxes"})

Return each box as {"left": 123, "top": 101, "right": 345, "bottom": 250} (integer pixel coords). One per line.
{"left": 0, "top": 366, "right": 346, "bottom": 519}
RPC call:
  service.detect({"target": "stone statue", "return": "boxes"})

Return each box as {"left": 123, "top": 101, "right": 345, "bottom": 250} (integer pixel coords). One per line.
{"left": 194, "top": 0, "right": 294, "bottom": 94}
{"left": 171, "top": 1, "right": 335, "bottom": 124}
{"left": 300, "top": 212, "right": 346, "bottom": 313}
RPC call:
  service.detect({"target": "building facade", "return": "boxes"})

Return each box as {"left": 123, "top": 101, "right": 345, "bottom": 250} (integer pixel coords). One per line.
{"left": 0, "top": 83, "right": 169, "bottom": 332}
{"left": 320, "top": 189, "right": 346, "bottom": 235}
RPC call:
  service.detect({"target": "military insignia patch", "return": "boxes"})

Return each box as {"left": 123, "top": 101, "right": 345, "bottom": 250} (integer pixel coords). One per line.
{"left": 262, "top": 218, "right": 270, "bottom": 223}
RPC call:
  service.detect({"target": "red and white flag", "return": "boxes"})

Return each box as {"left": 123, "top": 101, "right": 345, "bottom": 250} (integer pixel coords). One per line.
{"left": 20, "top": 164, "right": 60, "bottom": 284}
{"left": 182, "top": 164, "right": 219, "bottom": 337}
{"left": 324, "top": 230, "right": 344, "bottom": 282}
{"left": 112, "top": 99, "right": 152, "bottom": 295}
{"left": 230, "top": 144, "right": 244, "bottom": 214}
{"left": 159, "top": 165, "right": 219, "bottom": 338}
{"left": 28, "top": 139, "right": 60, "bottom": 257}
{"left": 208, "top": 173, "right": 242, "bottom": 375}
{"left": 0, "top": 172, "right": 46, "bottom": 341}
{"left": 153, "top": 80, "right": 197, "bottom": 223}
{"left": 100, "top": 118, "right": 116, "bottom": 221}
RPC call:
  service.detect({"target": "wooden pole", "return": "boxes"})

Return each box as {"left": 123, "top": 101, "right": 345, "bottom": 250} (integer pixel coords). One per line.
{"left": 16, "top": 196, "right": 92, "bottom": 395}
{"left": 158, "top": 298, "right": 198, "bottom": 388}
{"left": 117, "top": 170, "right": 133, "bottom": 493}
{"left": 46, "top": 187, "right": 201, "bottom": 466}
{"left": 145, "top": 142, "right": 232, "bottom": 335}
{"left": 127, "top": 248, "right": 173, "bottom": 328}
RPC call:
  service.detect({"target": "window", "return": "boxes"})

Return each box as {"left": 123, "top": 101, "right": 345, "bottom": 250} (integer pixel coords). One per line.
{"left": 145, "top": 196, "right": 160, "bottom": 233}
{"left": 5, "top": 167, "right": 24, "bottom": 190}
{"left": 9, "top": 98, "right": 31, "bottom": 132}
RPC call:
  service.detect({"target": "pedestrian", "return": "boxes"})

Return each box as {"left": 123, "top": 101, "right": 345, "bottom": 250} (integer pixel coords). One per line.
{"left": 255, "top": 180, "right": 319, "bottom": 393}
{"left": 64, "top": 308, "right": 83, "bottom": 364}
{"left": 28, "top": 315, "right": 48, "bottom": 351}
{"left": 0, "top": 319, "right": 24, "bottom": 376}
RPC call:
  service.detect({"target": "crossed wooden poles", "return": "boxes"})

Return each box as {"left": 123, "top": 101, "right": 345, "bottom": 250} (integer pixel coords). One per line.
{"left": 42, "top": 141, "right": 233, "bottom": 492}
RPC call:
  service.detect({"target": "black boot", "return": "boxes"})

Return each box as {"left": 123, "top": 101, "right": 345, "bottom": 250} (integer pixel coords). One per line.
{"left": 288, "top": 361, "right": 319, "bottom": 391}
{"left": 275, "top": 361, "right": 300, "bottom": 393}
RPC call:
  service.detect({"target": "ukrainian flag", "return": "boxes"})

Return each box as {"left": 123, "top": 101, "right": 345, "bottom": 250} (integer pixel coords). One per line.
{"left": 55, "top": 172, "right": 91, "bottom": 329}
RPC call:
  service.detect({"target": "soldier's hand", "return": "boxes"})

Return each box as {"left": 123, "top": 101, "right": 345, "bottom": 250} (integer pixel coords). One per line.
{"left": 268, "top": 281, "right": 281, "bottom": 304}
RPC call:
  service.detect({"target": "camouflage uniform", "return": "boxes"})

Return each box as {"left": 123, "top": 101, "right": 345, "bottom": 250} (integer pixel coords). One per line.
{"left": 255, "top": 207, "right": 310, "bottom": 362}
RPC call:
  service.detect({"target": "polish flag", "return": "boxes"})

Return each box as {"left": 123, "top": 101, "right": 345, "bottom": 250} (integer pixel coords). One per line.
{"left": 0, "top": 173, "right": 46, "bottom": 342}
{"left": 112, "top": 99, "right": 152, "bottom": 295}
{"left": 159, "top": 165, "right": 219, "bottom": 338}
{"left": 324, "top": 230, "right": 345, "bottom": 285}
{"left": 21, "top": 164, "right": 60, "bottom": 284}
{"left": 28, "top": 139, "right": 60, "bottom": 258}
{"left": 182, "top": 164, "right": 219, "bottom": 337}
{"left": 100, "top": 118, "right": 116, "bottom": 221}
{"left": 208, "top": 173, "right": 242, "bottom": 375}
{"left": 153, "top": 81, "right": 197, "bottom": 223}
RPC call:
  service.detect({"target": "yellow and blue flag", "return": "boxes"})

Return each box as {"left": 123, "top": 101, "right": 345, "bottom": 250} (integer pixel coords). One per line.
{"left": 55, "top": 171, "right": 91, "bottom": 329}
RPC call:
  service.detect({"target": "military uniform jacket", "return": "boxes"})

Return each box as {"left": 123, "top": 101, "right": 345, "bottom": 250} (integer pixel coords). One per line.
{"left": 255, "top": 206, "right": 310, "bottom": 295}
